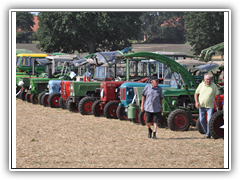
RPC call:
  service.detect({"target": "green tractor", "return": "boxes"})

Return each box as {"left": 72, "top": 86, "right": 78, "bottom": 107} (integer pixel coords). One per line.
{"left": 123, "top": 52, "right": 224, "bottom": 131}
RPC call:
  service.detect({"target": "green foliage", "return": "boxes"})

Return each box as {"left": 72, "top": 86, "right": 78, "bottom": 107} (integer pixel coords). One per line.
{"left": 140, "top": 12, "right": 188, "bottom": 43}
{"left": 16, "top": 12, "right": 35, "bottom": 32}
{"left": 37, "top": 12, "right": 142, "bottom": 53}
{"left": 184, "top": 12, "right": 224, "bottom": 54}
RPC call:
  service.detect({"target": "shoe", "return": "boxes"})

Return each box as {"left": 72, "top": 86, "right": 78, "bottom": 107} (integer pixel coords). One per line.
{"left": 148, "top": 128, "right": 152, "bottom": 138}
{"left": 152, "top": 132, "right": 158, "bottom": 139}
{"left": 206, "top": 135, "right": 211, "bottom": 139}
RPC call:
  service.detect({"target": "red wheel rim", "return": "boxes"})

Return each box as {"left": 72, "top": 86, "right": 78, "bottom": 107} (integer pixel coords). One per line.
{"left": 51, "top": 96, "right": 60, "bottom": 107}
{"left": 28, "top": 94, "right": 32, "bottom": 101}
{"left": 23, "top": 92, "right": 27, "bottom": 100}
{"left": 95, "top": 103, "right": 104, "bottom": 116}
{"left": 173, "top": 114, "right": 187, "bottom": 128}
{"left": 214, "top": 116, "right": 224, "bottom": 137}
{"left": 108, "top": 105, "right": 118, "bottom": 117}
{"left": 120, "top": 107, "right": 128, "bottom": 119}
{"left": 83, "top": 101, "right": 93, "bottom": 113}
{"left": 44, "top": 95, "right": 49, "bottom": 105}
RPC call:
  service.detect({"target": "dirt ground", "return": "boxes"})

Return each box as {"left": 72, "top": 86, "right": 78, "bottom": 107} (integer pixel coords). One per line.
{"left": 15, "top": 99, "right": 224, "bottom": 169}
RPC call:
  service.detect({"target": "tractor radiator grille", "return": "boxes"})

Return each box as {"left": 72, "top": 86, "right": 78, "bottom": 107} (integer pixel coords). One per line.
{"left": 38, "top": 83, "right": 48, "bottom": 91}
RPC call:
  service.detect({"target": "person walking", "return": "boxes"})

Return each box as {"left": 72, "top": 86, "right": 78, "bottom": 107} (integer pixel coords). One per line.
{"left": 141, "top": 79, "right": 163, "bottom": 139}
{"left": 194, "top": 75, "right": 220, "bottom": 138}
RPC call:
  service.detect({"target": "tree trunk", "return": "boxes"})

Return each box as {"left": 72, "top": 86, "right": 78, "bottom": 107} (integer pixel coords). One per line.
{"left": 88, "top": 41, "right": 95, "bottom": 54}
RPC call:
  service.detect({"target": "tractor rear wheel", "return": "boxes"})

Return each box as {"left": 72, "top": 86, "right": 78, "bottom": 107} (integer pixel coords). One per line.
{"left": 30, "top": 94, "right": 38, "bottom": 104}
{"left": 209, "top": 110, "right": 224, "bottom": 139}
{"left": 92, "top": 100, "right": 104, "bottom": 117}
{"left": 41, "top": 94, "right": 49, "bottom": 107}
{"left": 132, "top": 109, "right": 140, "bottom": 124}
{"left": 116, "top": 106, "right": 128, "bottom": 120}
{"left": 104, "top": 101, "right": 119, "bottom": 119}
{"left": 78, "top": 97, "right": 95, "bottom": 115}
{"left": 167, "top": 109, "right": 190, "bottom": 131}
{"left": 49, "top": 93, "right": 61, "bottom": 108}
{"left": 138, "top": 111, "right": 146, "bottom": 126}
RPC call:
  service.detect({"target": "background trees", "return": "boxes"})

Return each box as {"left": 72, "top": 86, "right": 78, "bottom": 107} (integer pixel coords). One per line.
{"left": 36, "top": 12, "right": 142, "bottom": 53}
{"left": 16, "top": 11, "right": 225, "bottom": 55}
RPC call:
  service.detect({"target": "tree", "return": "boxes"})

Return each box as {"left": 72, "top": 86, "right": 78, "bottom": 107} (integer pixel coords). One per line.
{"left": 140, "top": 12, "right": 188, "bottom": 43}
{"left": 184, "top": 12, "right": 224, "bottom": 54}
{"left": 16, "top": 12, "right": 35, "bottom": 32}
{"left": 37, "top": 12, "right": 142, "bottom": 53}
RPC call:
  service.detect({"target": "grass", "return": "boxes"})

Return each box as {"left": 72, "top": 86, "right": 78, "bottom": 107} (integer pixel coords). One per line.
{"left": 16, "top": 99, "right": 224, "bottom": 169}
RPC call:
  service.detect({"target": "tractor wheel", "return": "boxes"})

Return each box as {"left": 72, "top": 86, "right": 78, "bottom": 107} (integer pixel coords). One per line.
{"left": 41, "top": 94, "right": 49, "bottom": 107}
{"left": 78, "top": 97, "right": 95, "bottom": 115}
{"left": 104, "top": 101, "right": 119, "bottom": 119}
{"left": 92, "top": 100, "right": 104, "bottom": 117}
{"left": 38, "top": 91, "right": 47, "bottom": 105}
{"left": 19, "top": 89, "right": 27, "bottom": 101}
{"left": 167, "top": 109, "right": 190, "bottom": 131}
{"left": 196, "top": 118, "right": 206, "bottom": 134}
{"left": 116, "top": 106, "right": 128, "bottom": 120}
{"left": 30, "top": 94, "right": 38, "bottom": 104}
{"left": 157, "top": 116, "right": 167, "bottom": 128}
{"left": 138, "top": 111, "right": 154, "bottom": 126}
{"left": 138, "top": 111, "right": 146, "bottom": 126}
{"left": 25, "top": 93, "right": 32, "bottom": 103}
{"left": 67, "top": 98, "right": 79, "bottom": 113}
{"left": 49, "top": 93, "right": 61, "bottom": 108}
{"left": 132, "top": 109, "right": 140, "bottom": 124}
{"left": 209, "top": 110, "right": 224, "bottom": 139}
{"left": 186, "top": 111, "right": 195, "bottom": 127}
{"left": 59, "top": 96, "right": 66, "bottom": 109}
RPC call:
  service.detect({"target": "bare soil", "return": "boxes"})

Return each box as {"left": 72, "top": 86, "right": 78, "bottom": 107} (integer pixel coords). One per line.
{"left": 16, "top": 99, "right": 224, "bottom": 169}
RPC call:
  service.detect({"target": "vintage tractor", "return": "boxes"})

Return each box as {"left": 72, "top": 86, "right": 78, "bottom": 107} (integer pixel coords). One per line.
{"left": 16, "top": 53, "right": 48, "bottom": 74}
{"left": 24, "top": 55, "right": 77, "bottom": 105}
{"left": 119, "top": 52, "right": 224, "bottom": 131}
{"left": 67, "top": 48, "right": 132, "bottom": 114}
{"left": 91, "top": 58, "right": 170, "bottom": 119}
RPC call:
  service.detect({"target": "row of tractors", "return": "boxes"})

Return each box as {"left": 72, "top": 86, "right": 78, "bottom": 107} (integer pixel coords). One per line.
{"left": 16, "top": 43, "right": 224, "bottom": 139}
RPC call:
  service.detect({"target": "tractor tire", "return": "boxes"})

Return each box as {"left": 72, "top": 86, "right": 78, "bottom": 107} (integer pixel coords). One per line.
{"left": 67, "top": 98, "right": 79, "bottom": 113}
{"left": 92, "top": 100, "right": 104, "bottom": 117}
{"left": 19, "top": 89, "right": 27, "bottom": 101}
{"left": 48, "top": 93, "right": 61, "bottom": 108}
{"left": 116, "top": 106, "right": 128, "bottom": 120}
{"left": 209, "top": 110, "right": 224, "bottom": 139}
{"left": 196, "top": 118, "right": 206, "bottom": 134}
{"left": 138, "top": 111, "right": 146, "bottom": 126}
{"left": 25, "top": 93, "right": 32, "bottom": 103}
{"left": 104, "top": 101, "right": 119, "bottom": 119}
{"left": 59, "top": 96, "right": 66, "bottom": 109}
{"left": 186, "top": 111, "right": 195, "bottom": 127}
{"left": 30, "top": 94, "right": 38, "bottom": 104}
{"left": 167, "top": 109, "right": 190, "bottom": 131}
{"left": 78, "top": 97, "right": 95, "bottom": 115}
{"left": 41, "top": 94, "right": 49, "bottom": 107}
{"left": 132, "top": 109, "right": 140, "bottom": 124}
{"left": 38, "top": 91, "right": 47, "bottom": 105}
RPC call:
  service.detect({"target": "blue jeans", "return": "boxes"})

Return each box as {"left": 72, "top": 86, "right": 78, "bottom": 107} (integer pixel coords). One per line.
{"left": 199, "top": 108, "right": 214, "bottom": 137}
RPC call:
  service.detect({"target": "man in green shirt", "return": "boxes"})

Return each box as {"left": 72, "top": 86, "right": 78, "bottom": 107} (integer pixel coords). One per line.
{"left": 194, "top": 75, "right": 220, "bottom": 138}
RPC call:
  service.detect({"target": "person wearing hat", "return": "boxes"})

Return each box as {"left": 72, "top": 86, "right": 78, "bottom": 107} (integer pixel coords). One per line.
{"left": 141, "top": 78, "right": 163, "bottom": 139}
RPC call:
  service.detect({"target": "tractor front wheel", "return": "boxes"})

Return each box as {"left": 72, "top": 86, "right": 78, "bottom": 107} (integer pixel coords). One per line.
{"left": 116, "top": 106, "right": 128, "bottom": 120}
{"left": 49, "top": 93, "right": 61, "bottom": 108}
{"left": 67, "top": 98, "right": 79, "bottom": 113}
{"left": 104, "top": 101, "right": 119, "bottom": 119}
{"left": 25, "top": 93, "right": 32, "bottom": 103}
{"left": 167, "top": 109, "right": 190, "bottom": 131}
{"left": 138, "top": 111, "right": 146, "bottom": 126}
{"left": 41, "top": 94, "right": 49, "bottom": 107}
{"left": 59, "top": 96, "right": 66, "bottom": 109}
{"left": 196, "top": 118, "right": 206, "bottom": 134}
{"left": 38, "top": 91, "right": 47, "bottom": 105}
{"left": 92, "top": 100, "right": 104, "bottom": 117}
{"left": 209, "top": 110, "right": 224, "bottom": 139}
{"left": 78, "top": 97, "right": 95, "bottom": 115}
{"left": 19, "top": 89, "right": 27, "bottom": 101}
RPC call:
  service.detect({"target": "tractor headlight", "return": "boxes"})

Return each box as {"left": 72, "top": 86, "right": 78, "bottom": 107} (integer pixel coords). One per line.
{"left": 127, "top": 91, "right": 130, "bottom": 95}
{"left": 18, "top": 81, "right": 24, "bottom": 86}
{"left": 47, "top": 85, "right": 50, "bottom": 89}
{"left": 100, "top": 88, "right": 104, "bottom": 98}
{"left": 172, "top": 100, "right": 177, "bottom": 106}
{"left": 29, "top": 85, "right": 32, "bottom": 89}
